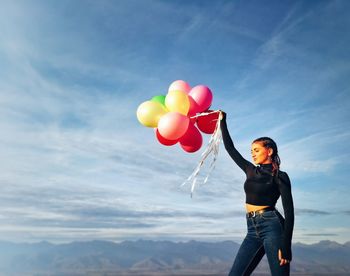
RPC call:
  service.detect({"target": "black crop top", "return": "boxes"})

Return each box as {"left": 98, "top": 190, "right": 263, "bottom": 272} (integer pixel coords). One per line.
{"left": 220, "top": 116, "right": 294, "bottom": 260}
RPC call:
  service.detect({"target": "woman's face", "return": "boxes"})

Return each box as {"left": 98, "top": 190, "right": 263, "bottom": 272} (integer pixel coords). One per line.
{"left": 251, "top": 142, "right": 273, "bottom": 165}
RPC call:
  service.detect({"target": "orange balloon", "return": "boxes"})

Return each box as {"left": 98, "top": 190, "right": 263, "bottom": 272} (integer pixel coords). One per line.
{"left": 158, "top": 112, "right": 190, "bottom": 140}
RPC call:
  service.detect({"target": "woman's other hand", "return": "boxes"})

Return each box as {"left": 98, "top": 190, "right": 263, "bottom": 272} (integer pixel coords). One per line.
{"left": 278, "top": 249, "right": 290, "bottom": 266}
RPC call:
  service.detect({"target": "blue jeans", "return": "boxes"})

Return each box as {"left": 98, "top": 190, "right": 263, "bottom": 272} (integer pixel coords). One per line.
{"left": 228, "top": 209, "right": 290, "bottom": 276}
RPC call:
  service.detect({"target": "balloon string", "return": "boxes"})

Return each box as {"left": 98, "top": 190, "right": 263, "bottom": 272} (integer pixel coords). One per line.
{"left": 182, "top": 110, "right": 222, "bottom": 197}
{"left": 190, "top": 110, "right": 220, "bottom": 119}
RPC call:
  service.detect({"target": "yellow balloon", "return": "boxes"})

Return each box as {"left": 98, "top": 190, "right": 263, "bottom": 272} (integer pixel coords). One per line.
{"left": 136, "top": 101, "right": 168, "bottom": 128}
{"left": 165, "top": 90, "right": 190, "bottom": 115}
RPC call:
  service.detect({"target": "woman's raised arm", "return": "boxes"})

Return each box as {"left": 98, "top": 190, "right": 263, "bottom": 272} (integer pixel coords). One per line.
{"left": 220, "top": 112, "right": 254, "bottom": 173}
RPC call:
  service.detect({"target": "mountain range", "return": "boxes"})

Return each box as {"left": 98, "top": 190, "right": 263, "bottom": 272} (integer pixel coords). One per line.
{"left": 0, "top": 239, "right": 349, "bottom": 275}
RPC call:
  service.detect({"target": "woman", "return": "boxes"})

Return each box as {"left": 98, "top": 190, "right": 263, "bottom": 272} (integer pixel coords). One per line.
{"left": 220, "top": 111, "right": 294, "bottom": 276}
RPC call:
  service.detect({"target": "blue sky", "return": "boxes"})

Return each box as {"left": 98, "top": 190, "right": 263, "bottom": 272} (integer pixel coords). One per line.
{"left": 0, "top": 0, "right": 349, "bottom": 245}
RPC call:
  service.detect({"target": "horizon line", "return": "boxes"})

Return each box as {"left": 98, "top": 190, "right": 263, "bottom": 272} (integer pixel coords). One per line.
{"left": 1, "top": 238, "right": 349, "bottom": 246}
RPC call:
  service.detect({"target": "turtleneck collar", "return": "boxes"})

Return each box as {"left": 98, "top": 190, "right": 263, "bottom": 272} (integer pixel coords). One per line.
{"left": 258, "top": 163, "right": 273, "bottom": 174}
{"left": 259, "top": 163, "right": 273, "bottom": 169}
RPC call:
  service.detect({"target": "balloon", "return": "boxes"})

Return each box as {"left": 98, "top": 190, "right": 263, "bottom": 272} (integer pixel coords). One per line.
{"left": 155, "top": 129, "right": 178, "bottom": 146}
{"left": 158, "top": 112, "right": 190, "bottom": 140}
{"left": 151, "top": 95, "right": 166, "bottom": 107}
{"left": 168, "top": 80, "right": 191, "bottom": 94}
{"left": 180, "top": 122, "right": 203, "bottom": 153}
{"left": 189, "top": 85, "right": 213, "bottom": 112}
{"left": 165, "top": 90, "right": 190, "bottom": 115}
{"left": 187, "top": 95, "right": 200, "bottom": 123}
{"left": 196, "top": 110, "right": 220, "bottom": 134}
{"left": 136, "top": 101, "right": 168, "bottom": 128}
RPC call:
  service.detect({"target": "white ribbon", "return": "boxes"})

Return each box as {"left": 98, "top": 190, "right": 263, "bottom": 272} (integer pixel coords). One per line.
{"left": 182, "top": 110, "right": 222, "bottom": 197}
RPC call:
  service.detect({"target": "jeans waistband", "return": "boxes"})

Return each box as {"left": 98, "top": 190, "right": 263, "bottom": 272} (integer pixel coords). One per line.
{"left": 246, "top": 206, "right": 275, "bottom": 218}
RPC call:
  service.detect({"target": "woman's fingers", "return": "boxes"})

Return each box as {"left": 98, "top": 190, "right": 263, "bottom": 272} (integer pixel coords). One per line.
{"left": 280, "top": 258, "right": 290, "bottom": 266}
{"left": 278, "top": 249, "right": 283, "bottom": 265}
{"left": 218, "top": 110, "right": 226, "bottom": 120}
{"left": 278, "top": 249, "right": 289, "bottom": 266}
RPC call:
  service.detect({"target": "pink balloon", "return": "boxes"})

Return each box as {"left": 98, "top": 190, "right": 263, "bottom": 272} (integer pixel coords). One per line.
{"left": 189, "top": 85, "right": 213, "bottom": 112}
{"left": 158, "top": 112, "right": 190, "bottom": 140}
{"left": 155, "top": 128, "right": 178, "bottom": 146}
{"left": 179, "top": 122, "right": 203, "bottom": 153}
{"left": 168, "top": 80, "right": 191, "bottom": 94}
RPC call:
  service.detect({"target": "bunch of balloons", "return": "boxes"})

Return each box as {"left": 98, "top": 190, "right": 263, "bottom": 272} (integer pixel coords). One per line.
{"left": 136, "top": 80, "right": 219, "bottom": 153}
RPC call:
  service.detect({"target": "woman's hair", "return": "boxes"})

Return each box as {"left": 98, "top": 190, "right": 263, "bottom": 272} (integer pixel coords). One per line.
{"left": 253, "top": 137, "right": 280, "bottom": 175}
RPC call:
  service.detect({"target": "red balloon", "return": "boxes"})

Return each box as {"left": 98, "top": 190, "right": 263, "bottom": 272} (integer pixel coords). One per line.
{"left": 179, "top": 122, "right": 203, "bottom": 153}
{"left": 187, "top": 95, "right": 200, "bottom": 124}
{"left": 196, "top": 110, "right": 220, "bottom": 134}
{"left": 155, "top": 129, "right": 178, "bottom": 146}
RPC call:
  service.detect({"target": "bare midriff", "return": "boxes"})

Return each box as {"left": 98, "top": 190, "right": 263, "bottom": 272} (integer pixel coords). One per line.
{"left": 245, "top": 203, "right": 270, "bottom": 213}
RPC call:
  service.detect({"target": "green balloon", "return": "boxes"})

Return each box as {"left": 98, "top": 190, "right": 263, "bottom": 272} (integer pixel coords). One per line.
{"left": 151, "top": 95, "right": 166, "bottom": 106}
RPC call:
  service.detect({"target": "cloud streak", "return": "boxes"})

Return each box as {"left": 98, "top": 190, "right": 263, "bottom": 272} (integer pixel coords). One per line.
{"left": 0, "top": 0, "right": 349, "bottom": 244}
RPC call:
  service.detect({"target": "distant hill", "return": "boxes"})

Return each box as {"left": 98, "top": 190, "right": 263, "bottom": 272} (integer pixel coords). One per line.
{"left": 0, "top": 239, "right": 349, "bottom": 275}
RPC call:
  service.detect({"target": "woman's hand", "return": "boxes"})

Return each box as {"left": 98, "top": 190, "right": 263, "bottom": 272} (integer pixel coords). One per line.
{"left": 219, "top": 110, "right": 226, "bottom": 121}
{"left": 278, "top": 249, "right": 290, "bottom": 266}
